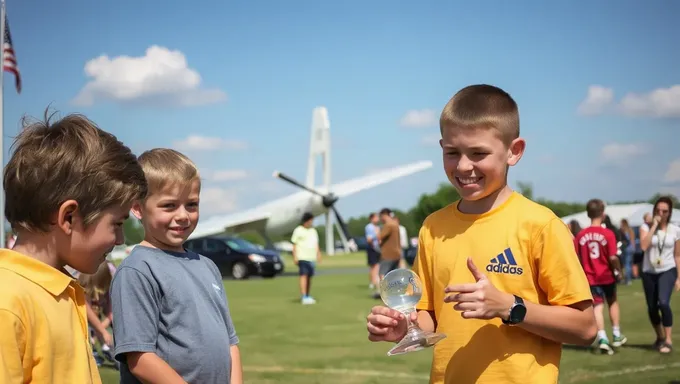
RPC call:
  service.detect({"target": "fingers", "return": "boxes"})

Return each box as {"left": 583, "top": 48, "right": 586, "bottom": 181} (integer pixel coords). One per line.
{"left": 467, "top": 257, "right": 486, "bottom": 282}
{"left": 444, "top": 283, "right": 478, "bottom": 294}
{"left": 443, "top": 292, "right": 480, "bottom": 303}
{"left": 452, "top": 302, "right": 478, "bottom": 312}
{"left": 370, "top": 305, "right": 404, "bottom": 319}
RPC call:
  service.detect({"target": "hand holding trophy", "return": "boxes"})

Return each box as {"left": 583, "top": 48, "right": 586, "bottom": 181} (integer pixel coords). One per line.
{"left": 378, "top": 269, "right": 447, "bottom": 356}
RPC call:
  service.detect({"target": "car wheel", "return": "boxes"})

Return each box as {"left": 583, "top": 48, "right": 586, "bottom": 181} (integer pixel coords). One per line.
{"left": 231, "top": 262, "right": 249, "bottom": 280}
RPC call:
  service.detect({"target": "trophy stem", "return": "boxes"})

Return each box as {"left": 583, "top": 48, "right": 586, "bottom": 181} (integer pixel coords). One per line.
{"left": 386, "top": 308, "right": 447, "bottom": 356}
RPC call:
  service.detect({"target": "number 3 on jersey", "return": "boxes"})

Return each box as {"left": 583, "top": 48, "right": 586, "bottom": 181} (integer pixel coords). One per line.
{"left": 588, "top": 242, "right": 600, "bottom": 259}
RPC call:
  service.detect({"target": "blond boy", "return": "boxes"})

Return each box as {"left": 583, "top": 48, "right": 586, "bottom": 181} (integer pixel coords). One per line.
{"left": 366, "top": 85, "right": 597, "bottom": 383}
{"left": 111, "top": 148, "right": 242, "bottom": 384}
{"left": 0, "top": 113, "right": 147, "bottom": 384}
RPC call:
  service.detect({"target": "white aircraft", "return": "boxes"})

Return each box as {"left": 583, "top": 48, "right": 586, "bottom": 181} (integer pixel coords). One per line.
{"left": 189, "top": 106, "right": 433, "bottom": 255}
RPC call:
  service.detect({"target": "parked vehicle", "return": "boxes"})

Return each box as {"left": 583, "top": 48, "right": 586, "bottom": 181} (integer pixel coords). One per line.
{"left": 184, "top": 235, "right": 284, "bottom": 279}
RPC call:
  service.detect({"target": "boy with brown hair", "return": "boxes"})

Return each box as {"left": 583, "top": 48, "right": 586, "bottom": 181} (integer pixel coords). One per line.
{"left": 111, "top": 148, "right": 242, "bottom": 384}
{"left": 0, "top": 112, "right": 147, "bottom": 384}
{"left": 574, "top": 198, "right": 626, "bottom": 355}
{"left": 366, "top": 85, "right": 597, "bottom": 383}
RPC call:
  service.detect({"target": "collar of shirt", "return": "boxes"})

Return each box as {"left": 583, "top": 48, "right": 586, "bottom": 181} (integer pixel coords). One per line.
{"left": 0, "top": 249, "right": 77, "bottom": 296}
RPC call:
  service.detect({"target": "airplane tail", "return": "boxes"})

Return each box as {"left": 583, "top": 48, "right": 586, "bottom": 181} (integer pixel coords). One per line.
{"left": 305, "top": 107, "right": 331, "bottom": 189}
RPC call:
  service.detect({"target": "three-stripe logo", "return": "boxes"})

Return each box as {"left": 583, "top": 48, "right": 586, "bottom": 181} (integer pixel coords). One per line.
{"left": 486, "top": 248, "right": 523, "bottom": 275}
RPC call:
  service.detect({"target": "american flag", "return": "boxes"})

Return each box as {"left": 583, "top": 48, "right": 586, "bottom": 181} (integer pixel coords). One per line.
{"left": 3, "top": 12, "right": 20, "bottom": 94}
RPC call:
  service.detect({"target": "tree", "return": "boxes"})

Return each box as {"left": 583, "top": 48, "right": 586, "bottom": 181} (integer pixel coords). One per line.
{"left": 648, "top": 193, "right": 679, "bottom": 206}
{"left": 123, "top": 217, "right": 144, "bottom": 245}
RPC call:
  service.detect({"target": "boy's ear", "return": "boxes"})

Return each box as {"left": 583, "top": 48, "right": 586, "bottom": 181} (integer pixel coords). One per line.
{"left": 56, "top": 199, "right": 79, "bottom": 235}
{"left": 507, "top": 137, "right": 526, "bottom": 166}
{"left": 130, "top": 200, "right": 144, "bottom": 220}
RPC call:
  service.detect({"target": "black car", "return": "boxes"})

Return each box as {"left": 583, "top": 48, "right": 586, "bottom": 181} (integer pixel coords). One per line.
{"left": 184, "top": 235, "right": 284, "bottom": 279}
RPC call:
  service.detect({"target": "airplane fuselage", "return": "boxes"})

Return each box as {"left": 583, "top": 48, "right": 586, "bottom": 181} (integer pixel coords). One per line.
{"left": 257, "top": 189, "right": 331, "bottom": 237}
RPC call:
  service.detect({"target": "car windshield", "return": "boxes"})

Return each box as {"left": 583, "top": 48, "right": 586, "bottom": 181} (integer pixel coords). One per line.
{"left": 225, "top": 238, "right": 261, "bottom": 252}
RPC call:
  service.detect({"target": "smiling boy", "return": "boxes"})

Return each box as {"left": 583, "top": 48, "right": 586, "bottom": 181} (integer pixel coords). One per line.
{"left": 0, "top": 113, "right": 147, "bottom": 384}
{"left": 366, "top": 85, "right": 597, "bottom": 383}
{"left": 111, "top": 148, "right": 242, "bottom": 384}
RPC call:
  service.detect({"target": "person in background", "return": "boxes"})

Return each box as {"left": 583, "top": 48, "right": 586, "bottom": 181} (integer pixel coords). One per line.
{"left": 365, "top": 213, "right": 381, "bottom": 290}
{"left": 79, "top": 261, "right": 117, "bottom": 368}
{"left": 395, "top": 216, "right": 409, "bottom": 269}
{"left": 377, "top": 208, "right": 401, "bottom": 280}
{"left": 633, "top": 213, "right": 655, "bottom": 279}
{"left": 639, "top": 196, "right": 680, "bottom": 354}
{"left": 569, "top": 220, "right": 582, "bottom": 238}
{"left": 619, "top": 219, "right": 636, "bottom": 285}
{"left": 574, "top": 199, "right": 626, "bottom": 354}
{"left": 291, "top": 212, "right": 322, "bottom": 305}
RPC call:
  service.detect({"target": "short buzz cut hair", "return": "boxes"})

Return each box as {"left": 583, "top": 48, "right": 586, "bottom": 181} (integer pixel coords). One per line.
{"left": 137, "top": 148, "right": 200, "bottom": 197}
{"left": 439, "top": 84, "right": 520, "bottom": 145}
{"left": 4, "top": 111, "right": 148, "bottom": 232}
{"left": 586, "top": 198, "right": 605, "bottom": 219}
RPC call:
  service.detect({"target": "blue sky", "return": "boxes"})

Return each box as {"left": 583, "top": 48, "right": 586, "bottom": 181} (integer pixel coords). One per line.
{"left": 2, "top": 0, "right": 679, "bottom": 220}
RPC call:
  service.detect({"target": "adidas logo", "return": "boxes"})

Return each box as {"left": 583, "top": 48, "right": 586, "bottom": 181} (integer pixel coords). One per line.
{"left": 486, "top": 248, "right": 523, "bottom": 276}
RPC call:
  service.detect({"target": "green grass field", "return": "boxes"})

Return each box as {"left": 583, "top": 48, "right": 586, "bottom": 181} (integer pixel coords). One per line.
{"left": 100, "top": 252, "right": 680, "bottom": 383}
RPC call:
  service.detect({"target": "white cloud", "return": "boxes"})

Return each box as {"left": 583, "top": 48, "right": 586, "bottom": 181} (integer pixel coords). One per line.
{"left": 577, "top": 85, "right": 614, "bottom": 116}
{"left": 400, "top": 109, "right": 438, "bottom": 128}
{"left": 174, "top": 135, "right": 248, "bottom": 151}
{"left": 200, "top": 187, "right": 238, "bottom": 215}
{"left": 577, "top": 84, "right": 680, "bottom": 118}
{"left": 72, "top": 45, "right": 226, "bottom": 107}
{"left": 619, "top": 85, "right": 680, "bottom": 118}
{"left": 663, "top": 159, "right": 680, "bottom": 183}
{"left": 600, "top": 142, "right": 647, "bottom": 164}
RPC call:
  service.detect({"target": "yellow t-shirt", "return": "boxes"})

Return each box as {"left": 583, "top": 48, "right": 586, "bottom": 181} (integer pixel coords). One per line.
{"left": 291, "top": 225, "right": 319, "bottom": 262}
{"left": 0, "top": 250, "right": 102, "bottom": 384}
{"left": 413, "top": 192, "right": 592, "bottom": 384}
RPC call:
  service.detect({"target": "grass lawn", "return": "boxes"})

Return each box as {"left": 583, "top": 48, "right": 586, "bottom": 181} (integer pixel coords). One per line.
{"left": 99, "top": 254, "right": 680, "bottom": 383}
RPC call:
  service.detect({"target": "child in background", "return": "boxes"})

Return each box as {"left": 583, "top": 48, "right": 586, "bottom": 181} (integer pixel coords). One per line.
{"left": 79, "top": 261, "right": 118, "bottom": 367}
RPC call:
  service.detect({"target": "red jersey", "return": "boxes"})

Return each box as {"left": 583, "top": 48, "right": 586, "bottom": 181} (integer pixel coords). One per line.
{"left": 574, "top": 226, "right": 618, "bottom": 286}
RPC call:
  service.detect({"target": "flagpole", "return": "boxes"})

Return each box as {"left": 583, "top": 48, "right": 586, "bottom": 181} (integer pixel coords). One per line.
{"left": 0, "top": 0, "right": 6, "bottom": 249}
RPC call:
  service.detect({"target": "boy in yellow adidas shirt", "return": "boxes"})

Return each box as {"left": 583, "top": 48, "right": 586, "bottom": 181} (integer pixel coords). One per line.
{"left": 0, "top": 112, "right": 147, "bottom": 384}
{"left": 366, "top": 85, "right": 597, "bottom": 384}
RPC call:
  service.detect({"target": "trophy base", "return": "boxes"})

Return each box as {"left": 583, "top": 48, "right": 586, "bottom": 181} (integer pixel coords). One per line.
{"left": 387, "top": 329, "right": 447, "bottom": 356}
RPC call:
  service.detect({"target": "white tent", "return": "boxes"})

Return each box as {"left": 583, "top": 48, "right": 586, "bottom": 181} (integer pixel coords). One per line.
{"left": 560, "top": 203, "right": 680, "bottom": 228}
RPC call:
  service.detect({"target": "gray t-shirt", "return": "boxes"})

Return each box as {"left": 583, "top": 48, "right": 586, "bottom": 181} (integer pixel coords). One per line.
{"left": 111, "top": 245, "right": 239, "bottom": 384}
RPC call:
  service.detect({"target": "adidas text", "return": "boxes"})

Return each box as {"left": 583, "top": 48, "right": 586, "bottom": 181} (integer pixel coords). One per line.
{"left": 486, "top": 264, "right": 523, "bottom": 275}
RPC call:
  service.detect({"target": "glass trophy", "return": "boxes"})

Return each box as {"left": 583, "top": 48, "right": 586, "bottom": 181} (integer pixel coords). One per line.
{"left": 379, "top": 269, "right": 447, "bottom": 356}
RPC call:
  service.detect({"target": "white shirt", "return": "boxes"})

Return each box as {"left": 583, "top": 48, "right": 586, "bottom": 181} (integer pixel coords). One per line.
{"left": 398, "top": 225, "right": 408, "bottom": 249}
{"left": 641, "top": 223, "right": 680, "bottom": 274}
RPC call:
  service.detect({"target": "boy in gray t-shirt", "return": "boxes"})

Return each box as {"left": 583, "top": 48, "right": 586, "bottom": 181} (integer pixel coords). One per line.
{"left": 111, "top": 149, "right": 242, "bottom": 384}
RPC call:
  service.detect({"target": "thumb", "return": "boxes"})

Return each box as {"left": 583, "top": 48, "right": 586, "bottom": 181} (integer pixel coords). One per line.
{"left": 467, "top": 257, "right": 486, "bottom": 282}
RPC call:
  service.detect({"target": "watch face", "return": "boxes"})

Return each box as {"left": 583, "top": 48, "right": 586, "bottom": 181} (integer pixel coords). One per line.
{"left": 511, "top": 304, "right": 527, "bottom": 322}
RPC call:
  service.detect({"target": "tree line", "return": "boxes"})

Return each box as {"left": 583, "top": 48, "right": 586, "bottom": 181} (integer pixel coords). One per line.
{"left": 122, "top": 183, "right": 678, "bottom": 249}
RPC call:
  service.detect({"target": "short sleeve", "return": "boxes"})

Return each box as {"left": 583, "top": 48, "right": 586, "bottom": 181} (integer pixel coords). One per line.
{"left": 0, "top": 309, "right": 25, "bottom": 384}
{"left": 413, "top": 225, "right": 434, "bottom": 312}
{"left": 110, "top": 266, "right": 161, "bottom": 361}
{"left": 533, "top": 218, "right": 593, "bottom": 306}
{"left": 290, "top": 227, "right": 301, "bottom": 244}
{"left": 223, "top": 294, "right": 240, "bottom": 346}
{"left": 606, "top": 230, "right": 618, "bottom": 257}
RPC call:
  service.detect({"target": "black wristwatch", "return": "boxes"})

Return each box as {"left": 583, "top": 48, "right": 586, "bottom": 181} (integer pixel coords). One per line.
{"left": 502, "top": 295, "right": 526, "bottom": 325}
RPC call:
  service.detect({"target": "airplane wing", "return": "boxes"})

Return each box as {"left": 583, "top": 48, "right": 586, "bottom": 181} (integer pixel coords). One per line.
{"left": 331, "top": 160, "right": 433, "bottom": 198}
{"left": 188, "top": 208, "right": 271, "bottom": 239}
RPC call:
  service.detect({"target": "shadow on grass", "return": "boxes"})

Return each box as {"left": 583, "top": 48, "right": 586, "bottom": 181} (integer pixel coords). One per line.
{"left": 562, "top": 344, "right": 593, "bottom": 352}
{"left": 622, "top": 343, "right": 656, "bottom": 351}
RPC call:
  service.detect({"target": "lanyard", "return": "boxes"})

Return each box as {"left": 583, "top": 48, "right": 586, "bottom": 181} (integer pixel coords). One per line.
{"left": 656, "top": 230, "right": 667, "bottom": 255}
{"left": 654, "top": 229, "right": 668, "bottom": 267}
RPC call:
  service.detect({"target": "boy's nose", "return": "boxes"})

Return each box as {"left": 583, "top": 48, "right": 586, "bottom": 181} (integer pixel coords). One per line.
{"left": 456, "top": 156, "right": 474, "bottom": 172}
